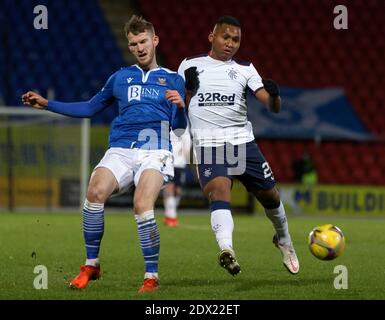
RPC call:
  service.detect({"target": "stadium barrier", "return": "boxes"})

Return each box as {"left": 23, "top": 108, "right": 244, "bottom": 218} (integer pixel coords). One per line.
{"left": 255, "top": 184, "right": 385, "bottom": 216}
{"left": 0, "top": 107, "right": 90, "bottom": 210}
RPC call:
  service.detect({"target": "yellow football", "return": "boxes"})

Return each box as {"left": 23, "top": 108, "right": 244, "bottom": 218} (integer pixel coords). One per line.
{"left": 308, "top": 224, "right": 345, "bottom": 260}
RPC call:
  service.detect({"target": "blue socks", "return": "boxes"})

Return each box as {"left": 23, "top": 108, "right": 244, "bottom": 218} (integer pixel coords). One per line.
{"left": 135, "top": 210, "right": 160, "bottom": 274}
{"left": 82, "top": 201, "right": 160, "bottom": 277}
{"left": 83, "top": 199, "right": 104, "bottom": 263}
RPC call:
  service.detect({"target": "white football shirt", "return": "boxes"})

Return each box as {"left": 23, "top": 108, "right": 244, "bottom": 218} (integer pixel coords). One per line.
{"left": 178, "top": 54, "right": 263, "bottom": 147}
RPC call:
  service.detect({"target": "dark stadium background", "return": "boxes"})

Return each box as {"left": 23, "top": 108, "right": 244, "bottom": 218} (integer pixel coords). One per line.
{"left": 0, "top": 0, "right": 384, "bottom": 211}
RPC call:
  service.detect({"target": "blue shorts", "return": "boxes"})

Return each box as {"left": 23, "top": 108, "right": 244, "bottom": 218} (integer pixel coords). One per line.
{"left": 196, "top": 141, "right": 276, "bottom": 191}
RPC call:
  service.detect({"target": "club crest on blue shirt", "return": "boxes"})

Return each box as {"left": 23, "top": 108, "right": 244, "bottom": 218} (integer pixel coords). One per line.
{"left": 157, "top": 77, "right": 167, "bottom": 85}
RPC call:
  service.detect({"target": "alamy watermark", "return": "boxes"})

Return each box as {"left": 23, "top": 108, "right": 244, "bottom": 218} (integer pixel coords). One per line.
{"left": 333, "top": 265, "right": 348, "bottom": 289}
{"left": 135, "top": 122, "right": 250, "bottom": 175}
{"left": 333, "top": 5, "right": 348, "bottom": 30}
{"left": 33, "top": 5, "right": 48, "bottom": 30}
{"left": 33, "top": 265, "right": 48, "bottom": 289}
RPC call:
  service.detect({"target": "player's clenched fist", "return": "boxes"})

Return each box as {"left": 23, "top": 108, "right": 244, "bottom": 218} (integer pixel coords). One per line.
{"left": 262, "top": 79, "right": 280, "bottom": 98}
{"left": 21, "top": 91, "right": 48, "bottom": 109}
{"left": 165, "top": 90, "right": 185, "bottom": 109}
{"left": 184, "top": 67, "right": 200, "bottom": 97}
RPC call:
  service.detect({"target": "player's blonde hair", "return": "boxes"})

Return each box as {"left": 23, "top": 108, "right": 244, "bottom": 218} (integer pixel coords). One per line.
{"left": 124, "top": 15, "right": 155, "bottom": 38}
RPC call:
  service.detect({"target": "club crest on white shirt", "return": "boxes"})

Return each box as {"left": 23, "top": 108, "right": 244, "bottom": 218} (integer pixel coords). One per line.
{"left": 227, "top": 68, "right": 238, "bottom": 80}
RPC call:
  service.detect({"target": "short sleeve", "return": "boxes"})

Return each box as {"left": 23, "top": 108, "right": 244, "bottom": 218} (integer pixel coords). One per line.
{"left": 177, "top": 59, "right": 188, "bottom": 81}
{"left": 247, "top": 63, "right": 264, "bottom": 93}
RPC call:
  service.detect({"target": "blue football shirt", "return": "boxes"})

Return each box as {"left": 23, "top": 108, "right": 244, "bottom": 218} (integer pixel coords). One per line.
{"left": 47, "top": 65, "right": 186, "bottom": 151}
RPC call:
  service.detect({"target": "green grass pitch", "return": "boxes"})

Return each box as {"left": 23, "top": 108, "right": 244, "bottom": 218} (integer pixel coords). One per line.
{"left": 0, "top": 211, "right": 384, "bottom": 300}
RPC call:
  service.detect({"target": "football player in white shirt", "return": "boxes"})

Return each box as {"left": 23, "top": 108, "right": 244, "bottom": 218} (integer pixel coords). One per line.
{"left": 163, "top": 127, "right": 192, "bottom": 227}
{"left": 178, "top": 16, "right": 299, "bottom": 276}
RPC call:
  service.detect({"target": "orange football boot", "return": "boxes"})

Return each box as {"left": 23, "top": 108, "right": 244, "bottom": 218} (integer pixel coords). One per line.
{"left": 138, "top": 278, "right": 159, "bottom": 293}
{"left": 164, "top": 217, "right": 178, "bottom": 227}
{"left": 69, "top": 265, "right": 101, "bottom": 289}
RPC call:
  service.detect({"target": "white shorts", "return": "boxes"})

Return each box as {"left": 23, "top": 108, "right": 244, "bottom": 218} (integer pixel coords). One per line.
{"left": 95, "top": 148, "right": 174, "bottom": 194}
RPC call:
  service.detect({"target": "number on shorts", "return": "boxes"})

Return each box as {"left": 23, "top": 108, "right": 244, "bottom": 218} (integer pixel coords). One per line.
{"left": 262, "top": 162, "right": 274, "bottom": 179}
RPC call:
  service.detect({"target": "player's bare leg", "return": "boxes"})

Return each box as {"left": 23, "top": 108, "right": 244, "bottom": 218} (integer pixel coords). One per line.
{"left": 69, "top": 167, "right": 118, "bottom": 289}
{"left": 134, "top": 169, "right": 164, "bottom": 292}
{"left": 204, "top": 177, "right": 241, "bottom": 276}
{"left": 252, "top": 187, "right": 299, "bottom": 274}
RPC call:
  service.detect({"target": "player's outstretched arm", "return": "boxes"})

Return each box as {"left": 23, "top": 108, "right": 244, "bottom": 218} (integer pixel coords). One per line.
{"left": 22, "top": 92, "right": 105, "bottom": 118}
{"left": 22, "top": 91, "right": 48, "bottom": 109}
{"left": 255, "top": 79, "right": 281, "bottom": 113}
{"left": 21, "top": 73, "right": 116, "bottom": 118}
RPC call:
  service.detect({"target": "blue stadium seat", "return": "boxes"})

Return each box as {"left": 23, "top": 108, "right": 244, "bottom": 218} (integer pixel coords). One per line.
{"left": 2, "top": 0, "right": 125, "bottom": 124}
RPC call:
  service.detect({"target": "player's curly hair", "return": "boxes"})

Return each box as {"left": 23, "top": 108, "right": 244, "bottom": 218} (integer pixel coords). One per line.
{"left": 124, "top": 15, "right": 155, "bottom": 38}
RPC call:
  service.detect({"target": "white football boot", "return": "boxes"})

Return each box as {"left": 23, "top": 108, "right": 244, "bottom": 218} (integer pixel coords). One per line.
{"left": 273, "top": 234, "right": 300, "bottom": 274}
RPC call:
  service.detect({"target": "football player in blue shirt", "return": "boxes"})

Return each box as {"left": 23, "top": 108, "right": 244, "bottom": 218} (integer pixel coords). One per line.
{"left": 22, "top": 15, "right": 187, "bottom": 293}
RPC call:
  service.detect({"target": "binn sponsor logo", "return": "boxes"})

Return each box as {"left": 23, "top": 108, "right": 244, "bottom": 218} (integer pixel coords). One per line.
{"left": 197, "top": 93, "right": 235, "bottom": 107}
{"left": 128, "top": 85, "right": 160, "bottom": 102}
